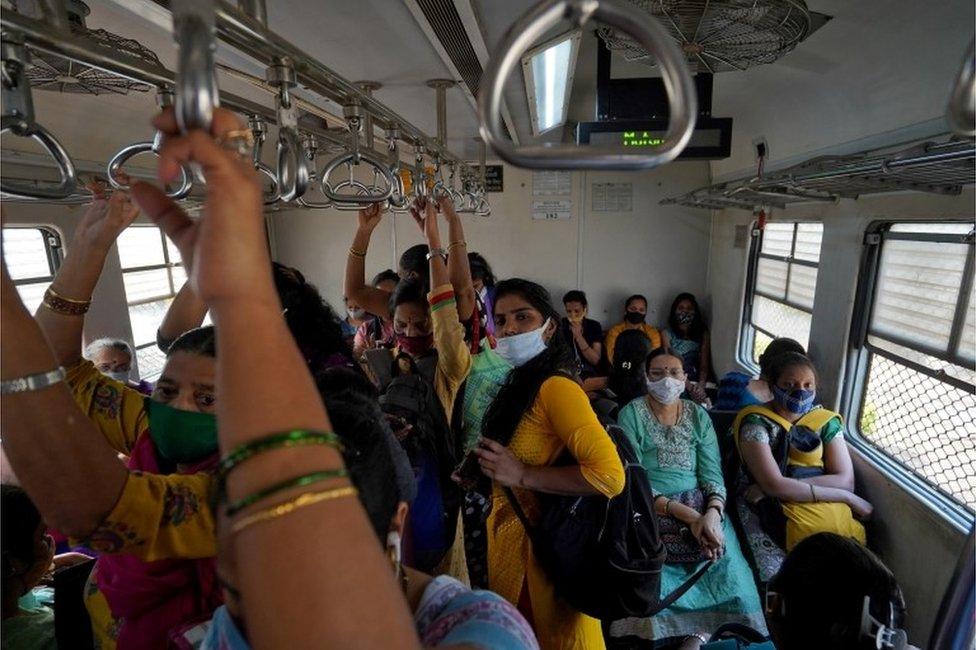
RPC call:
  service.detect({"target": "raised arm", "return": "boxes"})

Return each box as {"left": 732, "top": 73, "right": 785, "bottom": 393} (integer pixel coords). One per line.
{"left": 34, "top": 192, "right": 139, "bottom": 366}
{"left": 344, "top": 204, "right": 394, "bottom": 320}
{"left": 157, "top": 280, "right": 207, "bottom": 351}
{"left": 438, "top": 197, "right": 476, "bottom": 321}
{"left": 135, "top": 107, "right": 418, "bottom": 649}
{"left": 1, "top": 262, "right": 127, "bottom": 538}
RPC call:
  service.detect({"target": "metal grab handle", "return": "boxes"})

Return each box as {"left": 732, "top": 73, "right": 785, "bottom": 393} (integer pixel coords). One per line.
{"left": 477, "top": 0, "right": 696, "bottom": 170}
{"left": 248, "top": 116, "right": 282, "bottom": 205}
{"left": 320, "top": 150, "right": 396, "bottom": 204}
{"left": 947, "top": 38, "right": 975, "bottom": 138}
{"left": 328, "top": 179, "right": 373, "bottom": 211}
{"left": 107, "top": 138, "right": 193, "bottom": 200}
{"left": 0, "top": 36, "right": 77, "bottom": 200}
{"left": 256, "top": 162, "right": 280, "bottom": 205}
{"left": 295, "top": 134, "right": 331, "bottom": 209}
{"left": 172, "top": 0, "right": 219, "bottom": 133}
{"left": 277, "top": 127, "right": 310, "bottom": 202}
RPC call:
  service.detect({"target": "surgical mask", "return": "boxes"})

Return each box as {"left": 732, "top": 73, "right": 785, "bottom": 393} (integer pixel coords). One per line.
{"left": 495, "top": 319, "right": 550, "bottom": 367}
{"left": 625, "top": 311, "right": 646, "bottom": 325}
{"left": 396, "top": 332, "right": 434, "bottom": 356}
{"left": 676, "top": 310, "right": 695, "bottom": 326}
{"left": 567, "top": 313, "right": 585, "bottom": 324}
{"left": 645, "top": 376, "right": 685, "bottom": 405}
{"left": 772, "top": 385, "right": 816, "bottom": 415}
{"left": 105, "top": 370, "right": 130, "bottom": 384}
{"left": 146, "top": 398, "right": 218, "bottom": 464}
{"left": 347, "top": 307, "right": 367, "bottom": 321}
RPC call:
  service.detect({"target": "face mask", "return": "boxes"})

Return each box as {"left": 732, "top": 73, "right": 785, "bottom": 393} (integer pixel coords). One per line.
{"left": 495, "top": 318, "right": 550, "bottom": 367}
{"left": 625, "top": 311, "right": 646, "bottom": 325}
{"left": 396, "top": 333, "right": 434, "bottom": 356}
{"left": 567, "top": 313, "right": 585, "bottom": 324}
{"left": 104, "top": 370, "right": 130, "bottom": 384}
{"left": 772, "top": 385, "right": 816, "bottom": 415}
{"left": 348, "top": 308, "right": 367, "bottom": 321}
{"left": 146, "top": 398, "right": 218, "bottom": 464}
{"left": 646, "top": 376, "right": 685, "bottom": 405}
{"left": 676, "top": 310, "right": 695, "bottom": 326}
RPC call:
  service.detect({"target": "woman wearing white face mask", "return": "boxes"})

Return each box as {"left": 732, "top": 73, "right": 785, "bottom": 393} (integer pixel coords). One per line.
{"left": 468, "top": 278, "right": 624, "bottom": 650}
{"left": 609, "top": 349, "right": 767, "bottom": 646}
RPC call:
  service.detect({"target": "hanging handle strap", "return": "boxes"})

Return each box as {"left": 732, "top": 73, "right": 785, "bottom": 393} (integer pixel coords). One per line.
{"left": 171, "top": 0, "right": 219, "bottom": 133}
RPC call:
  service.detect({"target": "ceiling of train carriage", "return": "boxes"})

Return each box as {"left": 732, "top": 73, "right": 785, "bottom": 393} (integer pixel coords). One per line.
{"left": 4, "top": 0, "right": 975, "bottom": 175}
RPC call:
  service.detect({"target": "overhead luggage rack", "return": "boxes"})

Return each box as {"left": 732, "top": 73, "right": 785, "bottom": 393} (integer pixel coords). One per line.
{"left": 661, "top": 135, "right": 976, "bottom": 211}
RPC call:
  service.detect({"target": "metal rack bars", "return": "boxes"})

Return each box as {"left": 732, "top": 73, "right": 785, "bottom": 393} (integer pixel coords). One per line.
{"left": 661, "top": 136, "right": 976, "bottom": 211}
{"left": 153, "top": 0, "right": 476, "bottom": 175}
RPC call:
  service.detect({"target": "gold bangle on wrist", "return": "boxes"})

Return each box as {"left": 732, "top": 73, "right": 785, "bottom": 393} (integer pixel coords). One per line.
{"left": 348, "top": 247, "right": 367, "bottom": 259}
{"left": 231, "top": 485, "right": 358, "bottom": 535}
{"left": 447, "top": 240, "right": 467, "bottom": 251}
{"left": 42, "top": 287, "right": 91, "bottom": 316}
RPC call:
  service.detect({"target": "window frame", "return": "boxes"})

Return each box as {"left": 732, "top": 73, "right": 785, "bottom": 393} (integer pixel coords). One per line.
{"left": 119, "top": 225, "right": 183, "bottom": 376}
{"left": 841, "top": 219, "right": 976, "bottom": 531}
{"left": 3, "top": 225, "right": 64, "bottom": 302}
{"left": 737, "top": 220, "right": 821, "bottom": 370}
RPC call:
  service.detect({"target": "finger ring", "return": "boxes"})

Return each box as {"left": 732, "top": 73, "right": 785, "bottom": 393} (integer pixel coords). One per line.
{"left": 215, "top": 128, "right": 255, "bottom": 158}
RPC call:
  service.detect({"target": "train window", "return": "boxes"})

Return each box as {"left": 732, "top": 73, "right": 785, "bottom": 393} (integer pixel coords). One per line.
{"left": 848, "top": 222, "right": 975, "bottom": 514}
{"left": 118, "top": 225, "right": 185, "bottom": 381}
{"left": 1, "top": 227, "right": 63, "bottom": 312}
{"left": 739, "top": 221, "right": 823, "bottom": 366}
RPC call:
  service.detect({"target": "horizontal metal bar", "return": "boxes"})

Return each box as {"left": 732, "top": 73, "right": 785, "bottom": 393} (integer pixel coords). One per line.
{"left": 758, "top": 252, "right": 819, "bottom": 268}
{"left": 787, "top": 146, "right": 975, "bottom": 185}
{"left": 753, "top": 290, "right": 814, "bottom": 315}
{"left": 122, "top": 262, "right": 181, "bottom": 274}
{"left": 11, "top": 275, "right": 55, "bottom": 286}
{"left": 867, "top": 330, "right": 976, "bottom": 373}
{"left": 867, "top": 344, "right": 975, "bottom": 392}
{"left": 883, "top": 231, "right": 974, "bottom": 244}
{"left": 126, "top": 293, "right": 178, "bottom": 307}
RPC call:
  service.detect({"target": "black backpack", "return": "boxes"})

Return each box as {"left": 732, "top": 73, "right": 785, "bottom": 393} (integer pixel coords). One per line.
{"left": 503, "top": 424, "right": 711, "bottom": 620}
{"left": 375, "top": 351, "right": 462, "bottom": 572}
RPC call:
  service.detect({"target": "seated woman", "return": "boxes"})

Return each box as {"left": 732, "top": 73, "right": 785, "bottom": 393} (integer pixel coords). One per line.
{"left": 696, "top": 533, "right": 920, "bottom": 650}
{"left": 84, "top": 338, "right": 153, "bottom": 395}
{"left": 472, "top": 278, "right": 625, "bottom": 650}
{"left": 203, "top": 367, "right": 540, "bottom": 650}
{"left": 352, "top": 269, "right": 399, "bottom": 359}
{"left": 588, "top": 330, "right": 653, "bottom": 424}
{"left": 732, "top": 352, "right": 872, "bottom": 552}
{"left": 604, "top": 294, "right": 662, "bottom": 364}
{"left": 2, "top": 485, "right": 57, "bottom": 650}
{"left": 609, "top": 349, "right": 766, "bottom": 643}
{"left": 715, "top": 338, "right": 806, "bottom": 411}
{"left": 662, "top": 293, "right": 714, "bottom": 404}
{"left": 559, "top": 290, "right": 603, "bottom": 380}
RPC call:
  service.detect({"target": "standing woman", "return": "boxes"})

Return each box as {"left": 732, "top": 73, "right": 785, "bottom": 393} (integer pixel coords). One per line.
{"left": 662, "top": 293, "right": 714, "bottom": 397}
{"left": 473, "top": 279, "right": 625, "bottom": 650}
{"left": 468, "top": 252, "right": 496, "bottom": 336}
{"left": 609, "top": 349, "right": 766, "bottom": 643}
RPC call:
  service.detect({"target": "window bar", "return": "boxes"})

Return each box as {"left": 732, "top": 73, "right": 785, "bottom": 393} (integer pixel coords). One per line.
{"left": 947, "top": 241, "right": 975, "bottom": 363}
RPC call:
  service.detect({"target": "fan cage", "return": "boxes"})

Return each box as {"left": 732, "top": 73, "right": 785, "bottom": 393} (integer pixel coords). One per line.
{"left": 598, "top": 0, "right": 811, "bottom": 73}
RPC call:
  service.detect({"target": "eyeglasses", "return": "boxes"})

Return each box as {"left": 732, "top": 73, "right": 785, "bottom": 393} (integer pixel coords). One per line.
{"left": 647, "top": 368, "right": 686, "bottom": 380}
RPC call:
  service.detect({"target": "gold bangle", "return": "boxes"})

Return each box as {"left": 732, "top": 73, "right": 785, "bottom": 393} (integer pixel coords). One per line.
{"left": 46, "top": 286, "right": 91, "bottom": 305}
{"left": 42, "top": 288, "right": 91, "bottom": 316}
{"left": 231, "top": 485, "right": 358, "bottom": 535}
{"left": 447, "top": 240, "right": 467, "bottom": 251}
{"left": 348, "top": 247, "right": 367, "bottom": 259}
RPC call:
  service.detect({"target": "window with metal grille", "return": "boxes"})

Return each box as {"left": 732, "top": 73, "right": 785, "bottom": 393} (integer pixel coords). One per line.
{"left": 739, "top": 221, "right": 823, "bottom": 367}
{"left": 2, "top": 227, "right": 62, "bottom": 312}
{"left": 846, "top": 222, "right": 975, "bottom": 515}
{"left": 118, "top": 225, "right": 186, "bottom": 382}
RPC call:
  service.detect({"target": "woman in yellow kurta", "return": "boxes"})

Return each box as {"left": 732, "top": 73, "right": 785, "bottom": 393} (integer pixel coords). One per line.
{"left": 473, "top": 279, "right": 625, "bottom": 650}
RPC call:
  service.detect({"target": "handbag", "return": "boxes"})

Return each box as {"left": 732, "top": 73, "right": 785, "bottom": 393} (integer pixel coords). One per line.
{"left": 657, "top": 488, "right": 711, "bottom": 564}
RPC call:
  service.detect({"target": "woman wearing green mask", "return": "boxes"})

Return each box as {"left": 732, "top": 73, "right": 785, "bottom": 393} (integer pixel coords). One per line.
{"left": 30, "top": 190, "right": 224, "bottom": 649}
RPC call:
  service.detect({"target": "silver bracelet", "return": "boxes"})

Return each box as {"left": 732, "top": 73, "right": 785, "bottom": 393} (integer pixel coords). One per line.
{"left": 1, "top": 367, "right": 66, "bottom": 395}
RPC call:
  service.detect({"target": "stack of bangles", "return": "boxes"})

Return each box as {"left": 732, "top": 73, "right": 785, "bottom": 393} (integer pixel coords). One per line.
{"left": 42, "top": 287, "right": 91, "bottom": 316}
{"left": 447, "top": 239, "right": 466, "bottom": 252}
{"left": 216, "top": 429, "right": 357, "bottom": 535}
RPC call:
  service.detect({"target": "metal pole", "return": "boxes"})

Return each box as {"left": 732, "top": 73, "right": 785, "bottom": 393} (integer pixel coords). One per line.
{"left": 426, "top": 79, "right": 454, "bottom": 148}
{"left": 355, "top": 81, "right": 382, "bottom": 152}
{"left": 237, "top": 0, "right": 266, "bottom": 26}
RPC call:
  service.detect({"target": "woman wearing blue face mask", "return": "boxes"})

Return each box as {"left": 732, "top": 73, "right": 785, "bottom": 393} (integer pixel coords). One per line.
{"left": 470, "top": 278, "right": 625, "bottom": 650}
{"left": 731, "top": 353, "right": 872, "bottom": 552}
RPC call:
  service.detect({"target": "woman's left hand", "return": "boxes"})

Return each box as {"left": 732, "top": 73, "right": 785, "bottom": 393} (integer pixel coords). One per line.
{"left": 409, "top": 196, "right": 442, "bottom": 247}
{"left": 475, "top": 438, "right": 526, "bottom": 487}
{"left": 700, "top": 509, "right": 725, "bottom": 558}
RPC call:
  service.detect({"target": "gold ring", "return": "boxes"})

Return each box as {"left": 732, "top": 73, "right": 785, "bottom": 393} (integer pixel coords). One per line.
{"left": 215, "top": 129, "right": 255, "bottom": 158}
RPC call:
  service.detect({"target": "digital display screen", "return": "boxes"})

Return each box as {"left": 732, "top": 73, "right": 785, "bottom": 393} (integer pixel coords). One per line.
{"left": 590, "top": 129, "right": 724, "bottom": 148}
{"left": 577, "top": 118, "right": 732, "bottom": 160}
{"left": 622, "top": 131, "right": 666, "bottom": 147}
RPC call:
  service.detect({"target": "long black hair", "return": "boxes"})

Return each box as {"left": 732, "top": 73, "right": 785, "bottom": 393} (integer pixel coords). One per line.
{"left": 480, "top": 279, "right": 573, "bottom": 447}
{"left": 607, "top": 330, "right": 653, "bottom": 404}
{"left": 273, "top": 262, "right": 355, "bottom": 373}
{"left": 468, "top": 252, "right": 495, "bottom": 288}
{"left": 668, "top": 292, "right": 708, "bottom": 342}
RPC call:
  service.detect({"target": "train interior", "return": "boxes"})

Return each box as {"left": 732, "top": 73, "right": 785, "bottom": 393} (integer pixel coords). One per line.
{"left": 1, "top": 0, "right": 974, "bottom": 647}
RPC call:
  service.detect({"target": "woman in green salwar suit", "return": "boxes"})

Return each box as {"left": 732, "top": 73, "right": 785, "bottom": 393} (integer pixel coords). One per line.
{"left": 608, "top": 349, "right": 767, "bottom": 643}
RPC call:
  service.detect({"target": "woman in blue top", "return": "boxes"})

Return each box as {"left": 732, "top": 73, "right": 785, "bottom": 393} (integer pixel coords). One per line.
{"left": 715, "top": 338, "right": 806, "bottom": 411}
{"left": 662, "top": 294, "right": 714, "bottom": 405}
{"left": 608, "top": 349, "right": 766, "bottom": 644}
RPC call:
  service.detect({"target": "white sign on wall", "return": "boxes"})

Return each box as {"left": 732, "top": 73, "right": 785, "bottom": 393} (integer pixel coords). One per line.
{"left": 532, "top": 171, "right": 572, "bottom": 197}
{"left": 592, "top": 182, "right": 633, "bottom": 212}
{"left": 532, "top": 199, "right": 573, "bottom": 221}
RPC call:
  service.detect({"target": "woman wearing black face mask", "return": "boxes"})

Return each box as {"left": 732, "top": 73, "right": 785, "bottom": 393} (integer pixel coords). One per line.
{"left": 662, "top": 293, "right": 714, "bottom": 387}
{"left": 604, "top": 294, "right": 662, "bottom": 365}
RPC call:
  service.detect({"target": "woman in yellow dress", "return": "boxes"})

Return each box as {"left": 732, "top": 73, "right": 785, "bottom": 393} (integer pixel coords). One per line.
{"left": 733, "top": 352, "right": 873, "bottom": 551}
{"left": 472, "top": 279, "right": 625, "bottom": 650}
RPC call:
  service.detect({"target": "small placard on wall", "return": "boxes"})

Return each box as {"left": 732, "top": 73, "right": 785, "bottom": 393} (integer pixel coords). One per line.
{"left": 592, "top": 182, "right": 633, "bottom": 212}
{"left": 484, "top": 165, "right": 504, "bottom": 192}
{"left": 532, "top": 199, "right": 573, "bottom": 220}
{"left": 533, "top": 170, "right": 572, "bottom": 197}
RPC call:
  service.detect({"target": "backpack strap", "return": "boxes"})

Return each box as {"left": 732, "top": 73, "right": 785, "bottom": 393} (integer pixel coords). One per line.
{"left": 796, "top": 407, "right": 842, "bottom": 433}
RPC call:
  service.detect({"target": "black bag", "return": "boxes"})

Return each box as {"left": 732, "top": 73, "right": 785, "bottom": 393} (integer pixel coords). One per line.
{"left": 503, "top": 425, "right": 711, "bottom": 620}
{"left": 377, "top": 352, "right": 461, "bottom": 572}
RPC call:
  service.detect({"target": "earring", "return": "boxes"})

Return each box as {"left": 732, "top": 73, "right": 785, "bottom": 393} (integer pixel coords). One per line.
{"left": 387, "top": 531, "right": 408, "bottom": 591}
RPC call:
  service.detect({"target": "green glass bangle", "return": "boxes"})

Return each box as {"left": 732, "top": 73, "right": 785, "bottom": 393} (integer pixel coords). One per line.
{"left": 225, "top": 468, "right": 349, "bottom": 518}
{"left": 219, "top": 430, "right": 343, "bottom": 476}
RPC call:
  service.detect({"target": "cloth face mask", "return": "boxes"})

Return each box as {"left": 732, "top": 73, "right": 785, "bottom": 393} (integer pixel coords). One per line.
{"left": 495, "top": 319, "right": 550, "bottom": 367}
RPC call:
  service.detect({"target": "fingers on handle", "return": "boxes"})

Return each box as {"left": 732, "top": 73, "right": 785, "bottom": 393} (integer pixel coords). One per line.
{"left": 153, "top": 106, "right": 244, "bottom": 138}
{"left": 130, "top": 181, "right": 192, "bottom": 240}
